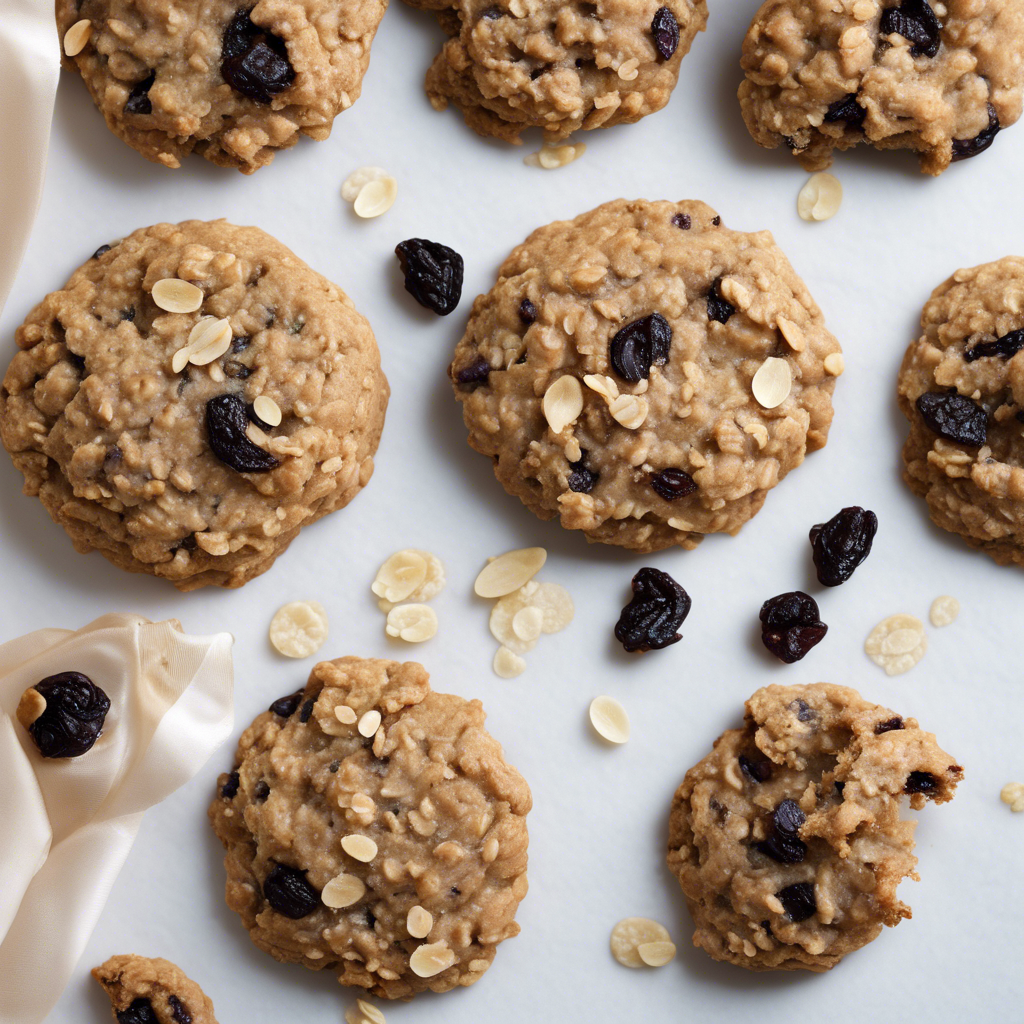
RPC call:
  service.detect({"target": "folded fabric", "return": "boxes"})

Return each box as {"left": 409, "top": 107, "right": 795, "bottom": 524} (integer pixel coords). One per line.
{"left": 0, "top": 614, "right": 234, "bottom": 1024}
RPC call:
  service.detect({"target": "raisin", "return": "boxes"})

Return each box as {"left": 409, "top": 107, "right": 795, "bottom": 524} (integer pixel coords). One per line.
{"left": 299, "top": 698, "right": 315, "bottom": 723}
{"left": 254, "top": 780, "right": 270, "bottom": 802}
{"left": 221, "top": 771, "right": 240, "bottom": 798}
{"left": 221, "top": 8, "right": 295, "bottom": 104}
{"left": 614, "top": 567, "right": 691, "bottom": 653}
{"left": 567, "top": 453, "right": 597, "bottom": 493}
{"left": 739, "top": 754, "right": 773, "bottom": 784}
{"left": 776, "top": 882, "right": 816, "bottom": 922}
{"left": 92, "top": 244, "right": 112, "bottom": 259}
{"left": 706, "top": 278, "right": 736, "bottom": 324}
{"left": 124, "top": 72, "right": 156, "bottom": 115}
{"left": 757, "top": 799, "right": 807, "bottom": 864}
{"left": 651, "top": 6, "right": 679, "bottom": 60}
{"left": 395, "top": 238, "right": 464, "bottom": 315}
{"left": 121, "top": 307, "right": 136, "bottom": 322}
{"left": 168, "top": 997, "right": 191, "bottom": 1024}
{"left": 117, "top": 999, "right": 157, "bottom": 1024}
{"left": 328, "top": 759, "right": 340, "bottom": 773}
{"left": 450, "top": 886, "right": 462, "bottom": 897}
{"left": 824, "top": 93, "right": 866, "bottom": 129}
{"left": 916, "top": 390, "right": 988, "bottom": 446}
{"left": 759, "top": 592, "right": 827, "bottom": 664}
{"left": 518, "top": 298, "right": 538, "bottom": 324}
{"left": 964, "top": 327, "right": 1024, "bottom": 362}
{"left": 26, "top": 672, "right": 110, "bottom": 758}
{"left": 206, "top": 393, "right": 280, "bottom": 473}
{"left": 810, "top": 506, "right": 878, "bottom": 587}
{"left": 672, "top": 213, "right": 692, "bottom": 229}
{"left": 952, "top": 103, "right": 1001, "bottom": 161}
{"left": 104, "top": 445, "right": 123, "bottom": 470}
{"left": 711, "top": 216, "right": 721, "bottom": 226}
{"left": 609, "top": 312, "right": 672, "bottom": 382}
{"left": 224, "top": 360, "right": 251, "bottom": 379}
{"left": 880, "top": 0, "right": 941, "bottom": 58}
{"left": 455, "top": 358, "right": 492, "bottom": 389}
{"left": 269, "top": 691, "right": 303, "bottom": 717}
{"left": 177, "top": 533, "right": 197, "bottom": 552}
{"left": 875, "top": 716, "right": 904, "bottom": 734}
{"left": 791, "top": 698, "right": 816, "bottom": 722}
{"left": 905, "top": 770, "right": 939, "bottom": 795}
{"left": 650, "top": 468, "right": 697, "bottom": 501}
{"left": 263, "top": 863, "right": 320, "bottom": 918}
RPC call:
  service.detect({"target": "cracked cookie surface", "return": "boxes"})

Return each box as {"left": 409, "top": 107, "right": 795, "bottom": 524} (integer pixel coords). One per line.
{"left": 208, "top": 657, "right": 531, "bottom": 999}
{"left": 667, "top": 683, "right": 963, "bottom": 971}
{"left": 93, "top": 954, "right": 217, "bottom": 1024}
{"left": 57, "top": 0, "right": 388, "bottom": 172}
{"left": 0, "top": 220, "right": 388, "bottom": 590}
{"left": 450, "top": 199, "right": 841, "bottom": 553}
{"left": 402, "top": 0, "right": 708, "bottom": 143}
{"left": 739, "top": 0, "right": 1024, "bottom": 175}
{"left": 897, "top": 257, "right": 1024, "bottom": 568}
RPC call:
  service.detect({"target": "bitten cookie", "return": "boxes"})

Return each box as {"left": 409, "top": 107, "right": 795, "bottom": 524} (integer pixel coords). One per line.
{"left": 209, "top": 657, "right": 531, "bottom": 999}
{"left": 739, "top": 0, "right": 1024, "bottom": 175}
{"left": 93, "top": 955, "right": 217, "bottom": 1024}
{"left": 667, "top": 683, "right": 963, "bottom": 971}
{"left": 450, "top": 199, "right": 842, "bottom": 553}
{"left": 402, "top": 0, "right": 708, "bottom": 143}
{"left": 0, "top": 220, "right": 388, "bottom": 590}
{"left": 57, "top": 0, "right": 388, "bottom": 172}
{"left": 897, "top": 257, "right": 1024, "bottom": 567}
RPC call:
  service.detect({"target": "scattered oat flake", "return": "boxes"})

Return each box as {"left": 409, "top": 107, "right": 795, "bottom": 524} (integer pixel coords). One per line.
{"left": 342, "top": 166, "right": 390, "bottom": 202}
{"left": 798, "top": 172, "right": 843, "bottom": 221}
{"left": 63, "top": 19, "right": 92, "bottom": 57}
{"left": 610, "top": 918, "right": 672, "bottom": 969}
{"left": 589, "top": 696, "right": 630, "bottom": 744}
{"left": 493, "top": 646, "right": 526, "bottom": 679}
{"left": 512, "top": 606, "right": 544, "bottom": 642}
{"left": 474, "top": 547, "right": 547, "bottom": 599}
{"left": 638, "top": 940, "right": 677, "bottom": 967}
{"left": 372, "top": 550, "right": 428, "bottom": 604}
{"left": 151, "top": 278, "right": 203, "bottom": 313}
{"left": 409, "top": 942, "right": 456, "bottom": 978}
{"left": 354, "top": 177, "right": 398, "bottom": 218}
{"left": 269, "top": 600, "right": 328, "bottom": 658}
{"left": 752, "top": 357, "right": 792, "bottom": 409}
{"left": 865, "top": 614, "right": 927, "bottom": 676}
{"left": 1000, "top": 782, "right": 1024, "bottom": 812}
{"left": 385, "top": 604, "right": 438, "bottom": 643}
{"left": 375, "top": 550, "right": 445, "bottom": 610}
{"left": 358, "top": 709, "right": 382, "bottom": 737}
{"left": 526, "top": 142, "right": 587, "bottom": 169}
{"left": 322, "top": 872, "right": 366, "bottom": 908}
{"left": 345, "top": 1000, "right": 386, "bottom": 1024}
{"left": 930, "top": 595, "right": 960, "bottom": 627}
{"left": 490, "top": 581, "right": 573, "bottom": 654}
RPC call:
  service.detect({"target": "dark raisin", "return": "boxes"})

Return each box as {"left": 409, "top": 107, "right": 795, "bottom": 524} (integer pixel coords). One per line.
{"left": 116, "top": 999, "right": 157, "bottom": 1024}
{"left": 221, "top": 7, "right": 295, "bottom": 103}
{"left": 92, "top": 244, "right": 112, "bottom": 259}
{"left": 519, "top": 298, "right": 538, "bottom": 324}
{"left": 672, "top": 213, "right": 691, "bottom": 229}
{"left": 224, "top": 360, "right": 251, "bottom": 379}
{"left": 269, "top": 691, "right": 304, "bottom": 717}
{"left": 168, "top": 996, "right": 192, "bottom": 1024}
{"left": 480, "top": 6, "right": 502, "bottom": 18}
{"left": 451, "top": 886, "right": 462, "bottom": 897}
{"left": 651, "top": 6, "right": 679, "bottom": 60}
{"left": 299, "top": 698, "right": 315, "bottom": 723}
{"left": 614, "top": 567, "right": 691, "bottom": 653}
{"left": 104, "top": 444, "right": 123, "bottom": 470}
{"left": 395, "top": 238, "right": 464, "bottom": 315}
{"left": 952, "top": 103, "right": 1001, "bottom": 161}
{"left": 206, "top": 393, "right": 279, "bottom": 473}
{"left": 220, "top": 771, "right": 240, "bottom": 798}
{"left": 177, "top": 533, "right": 197, "bottom": 552}
{"left": 706, "top": 277, "right": 736, "bottom": 324}
{"left": 964, "top": 327, "right": 1024, "bottom": 362}
{"left": 759, "top": 592, "right": 827, "bottom": 664}
{"left": 880, "top": 0, "right": 941, "bottom": 58}
{"left": 263, "top": 863, "right": 320, "bottom": 918}
{"left": 124, "top": 72, "right": 156, "bottom": 115}
{"left": 567, "top": 459, "right": 597, "bottom": 493}
{"left": 254, "top": 780, "right": 270, "bottom": 802}
{"left": 739, "top": 754, "right": 773, "bottom": 784}
{"left": 761, "top": 919, "right": 773, "bottom": 936}
{"left": 776, "top": 881, "right": 816, "bottom": 922}
{"left": 791, "top": 698, "right": 817, "bottom": 722}
{"left": 650, "top": 468, "right": 697, "bottom": 501}
{"left": 25, "top": 672, "right": 110, "bottom": 758}
{"left": 875, "top": 716, "right": 904, "bottom": 734}
{"left": 609, "top": 312, "right": 672, "bottom": 382}
{"left": 328, "top": 759, "right": 340, "bottom": 773}
{"left": 120, "top": 307, "right": 136, "bottom": 322}
{"left": 809, "top": 506, "right": 878, "bottom": 587}
{"left": 757, "top": 799, "right": 807, "bottom": 864}
{"left": 824, "top": 93, "right": 867, "bottom": 129}
{"left": 365, "top": 907, "right": 377, "bottom": 929}
{"left": 916, "top": 390, "right": 988, "bottom": 446}
{"left": 905, "top": 770, "right": 939, "bottom": 795}
{"left": 711, "top": 216, "right": 721, "bottom": 226}
{"left": 455, "top": 358, "right": 492, "bottom": 389}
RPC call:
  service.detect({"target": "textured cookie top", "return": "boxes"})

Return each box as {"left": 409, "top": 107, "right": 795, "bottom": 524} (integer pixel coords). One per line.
{"left": 667, "top": 683, "right": 963, "bottom": 972}
{"left": 897, "top": 256, "right": 1024, "bottom": 566}
{"left": 93, "top": 955, "right": 217, "bottom": 1024}
{"left": 739, "top": 0, "right": 1024, "bottom": 175}
{"left": 57, "top": 0, "right": 388, "bottom": 172}
{"left": 405, "top": 0, "right": 708, "bottom": 142}
{"left": 451, "top": 199, "right": 841, "bottom": 553}
{"left": 0, "top": 220, "right": 388, "bottom": 589}
{"left": 209, "top": 657, "right": 531, "bottom": 999}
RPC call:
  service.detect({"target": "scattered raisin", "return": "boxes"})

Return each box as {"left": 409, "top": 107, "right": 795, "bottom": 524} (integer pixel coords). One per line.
{"left": 269, "top": 691, "right": 303, "bottom": 717}
{"left": 880, "top": 0, "right": 941, "bottom": 58}
{"left": 124, "top": 72, "right": 156, "bottom": 115}
{"left": 963, "top": 327, "right": 1024, "bottom": 362}
{"left": 26, "top": 672, "right": 110, "bottom": 758}
{"left": 92, "top": 244, "right": 112, "bottom": 259}
{"left": 651, "top": 6, "right": 679, "bottom": 60}
{"left": 810, "top": 506, "right": 878, "bottom": 587}
{"left": 759, "top": 592, "right": 827, "bottom": 664}
{"left": 671, "top": 213, "right": 691, "bottom": 229}
{"left": 254, "top": 780, "right": 270, "bottom": 802}
{"left": 757, "top": 799, "right": 807, "bottom": 864}
{"left": 916, "top": 390, "right": 988, "bottom": 446}
{"left": 206, "top": 393, "right": 280, "bottom": 473}
{"left": 263, "top": 863, "right": 320, "bottom": 918}
{"left": 609, "top": 312, "right": 672, "bottom": 382}
{"left": 776, "top": 881, "right": 816, "bottom": 922}
{"left": 221, "top": 771, "right": 240, "bottom": 798}
{"left": 706, "top": 277, "right": 736, "bottom": 324}
{"left": 167, "top": 996, "right": 191, "bottom": 1024}
{"left": 116, "top": 999, "right": 157, "bottom": 1024}
{"left": 650, "top": 468, "right": 697, "bottom": 501}
{"left": 518, "top": 298, "right": 538, "bottom": 324}
{"left": 875, "top": 716, "right": 904, "bottom": 734}
{"left": 614, "top": 567, "right": 691, "bottom": 653}
{"left": 299, "top": 698, "right": 315, "bottom": 723}
{"left": 395, "top": 238, "right": 464, "bottom": 315}
{"left": 905, "top": 770, "right": 939, "bottom": 795}
{"left": 739, "top": 754, "right": 773, "bottom": 784}
{"left": 455, "top": 358, "right": 492, "bottom": 389}
{"left": 824, "top": 93, "right": 866, "bottom": 129}
{"left": 221, "top": 7, "right": 295, "bottom": 104}
{"left": 952, "top": 103, "right": 1001, "bottom": 161}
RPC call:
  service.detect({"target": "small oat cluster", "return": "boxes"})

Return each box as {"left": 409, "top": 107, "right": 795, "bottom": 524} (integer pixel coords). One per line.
{"left": 610, "top": 918, "right": 677, "bottom": 969}
{"left": 524, "top": 142, "right": 587, "bottom": 170}
{"left": 474, "top": 548, "right": 574, "bottom": 679}
{"left": 342, "top": 167, "right": 398, "bottom": 219}
{"left": 269, "top": 601, "right": 329, "bottom": 659}
{"left": 371, "top": 550, "right": 446, "bottom": 643}
{"left": 864, "top": 596, "right": 960, "bottom": 677}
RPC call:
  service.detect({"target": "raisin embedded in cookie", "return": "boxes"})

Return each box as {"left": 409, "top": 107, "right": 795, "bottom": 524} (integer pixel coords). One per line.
{"left": 0, "top": 221, "right": 388, "bottom": 590}
{"left": 450, "top": 199, "right": 842, "bottom": 554}
{"left": 208, "top": 657, "right": 531, "bottom": 999}
{"left": 56, "top": 0, "right": 388, "bottom": 172}
{"left": 667, "top": 683, "right": 963, "bottom": 971}
{"left": 739, "top": 0, "right": 1024, "bottom": 175}
{"left": 402, "top": 0, "right": 709, "bottom": 143}
{"left": 93, "top": 955, "right": 217, "bottom": 1024}
{"left": 897, "top": 257, "right": 1024, "bottom": 567}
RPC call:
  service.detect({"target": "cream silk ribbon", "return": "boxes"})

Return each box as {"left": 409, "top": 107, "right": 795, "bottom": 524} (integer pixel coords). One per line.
{"left": 0, "top": 615, "right": 234, "bottom": 1024}
{"left": 0, "top": 0, "right": 60, "bottom": 315}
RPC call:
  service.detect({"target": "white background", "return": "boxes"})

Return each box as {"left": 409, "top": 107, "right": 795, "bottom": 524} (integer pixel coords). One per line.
{"left": 2, "top": 1, "right": 1022, "bottom": 1021}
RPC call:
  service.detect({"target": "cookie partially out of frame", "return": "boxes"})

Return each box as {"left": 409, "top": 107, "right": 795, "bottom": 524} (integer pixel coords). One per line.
{"left": 93, "top": 954, "right": 218, "bottom": 1024}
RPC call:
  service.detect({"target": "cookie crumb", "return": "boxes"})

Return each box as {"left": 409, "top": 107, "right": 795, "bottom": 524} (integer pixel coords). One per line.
{"left": 385, "top": 604, "right": 438, "bottom": 643}
{"left": 752, "top": 357, "right": 793, "bottom": 409}
{"left": 929, "top": 595, "right": 960, "bottom": 627}
{"left": 63, "top": 19, "right": 93, "bottom": 57}
{"left": 864, "top": 614, "right": 927, "bottom": 675}
{"left": 610, "top": 918, "right": 672, "bottom": 968}
{"left": 542, "top": 375, "right": 584, "bottom": 434}
{"left": 342, "top": 166, "right": 390, "bottom": 202}
{"left": 589, "top": 696, "right": 630, "bottom": 744}
{"left": 322, "top": 872, "right": 366, "bottom": 908}
{"left": 525, "top": 143, "right": 587, "bottom": 169}
{"left": 354, "top": 177, "right": 398, "bottom": 219}
{"left": 797, "top": 173, "right": 843, "bottom": 222}
{"left": 474, "top": 547, "right": 547, "bottom": 598}
{"left": 269, "top": 600, "right": 328, "bottom": 658}
{"left": 637, "top": 940, "right": 677, "bottom": 967}
{"left": 1000, "top": 782, "right": 1024, "bottom": 812}
{"left": 151, "top": 278, "right": 203, "bottom": 313}
{"left": 493, "top": 646, "right": 526, "bottom": 679}
{"left": 407, "top": 905, "right": 433, "bottom": 938}
{"left": 409, "top": 941, "right": 457, "bottom": 978}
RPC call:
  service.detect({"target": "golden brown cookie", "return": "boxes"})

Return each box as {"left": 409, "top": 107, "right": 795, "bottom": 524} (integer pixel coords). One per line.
{"left": 93, "top": 955, "right": 217, "bottom": 1024}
